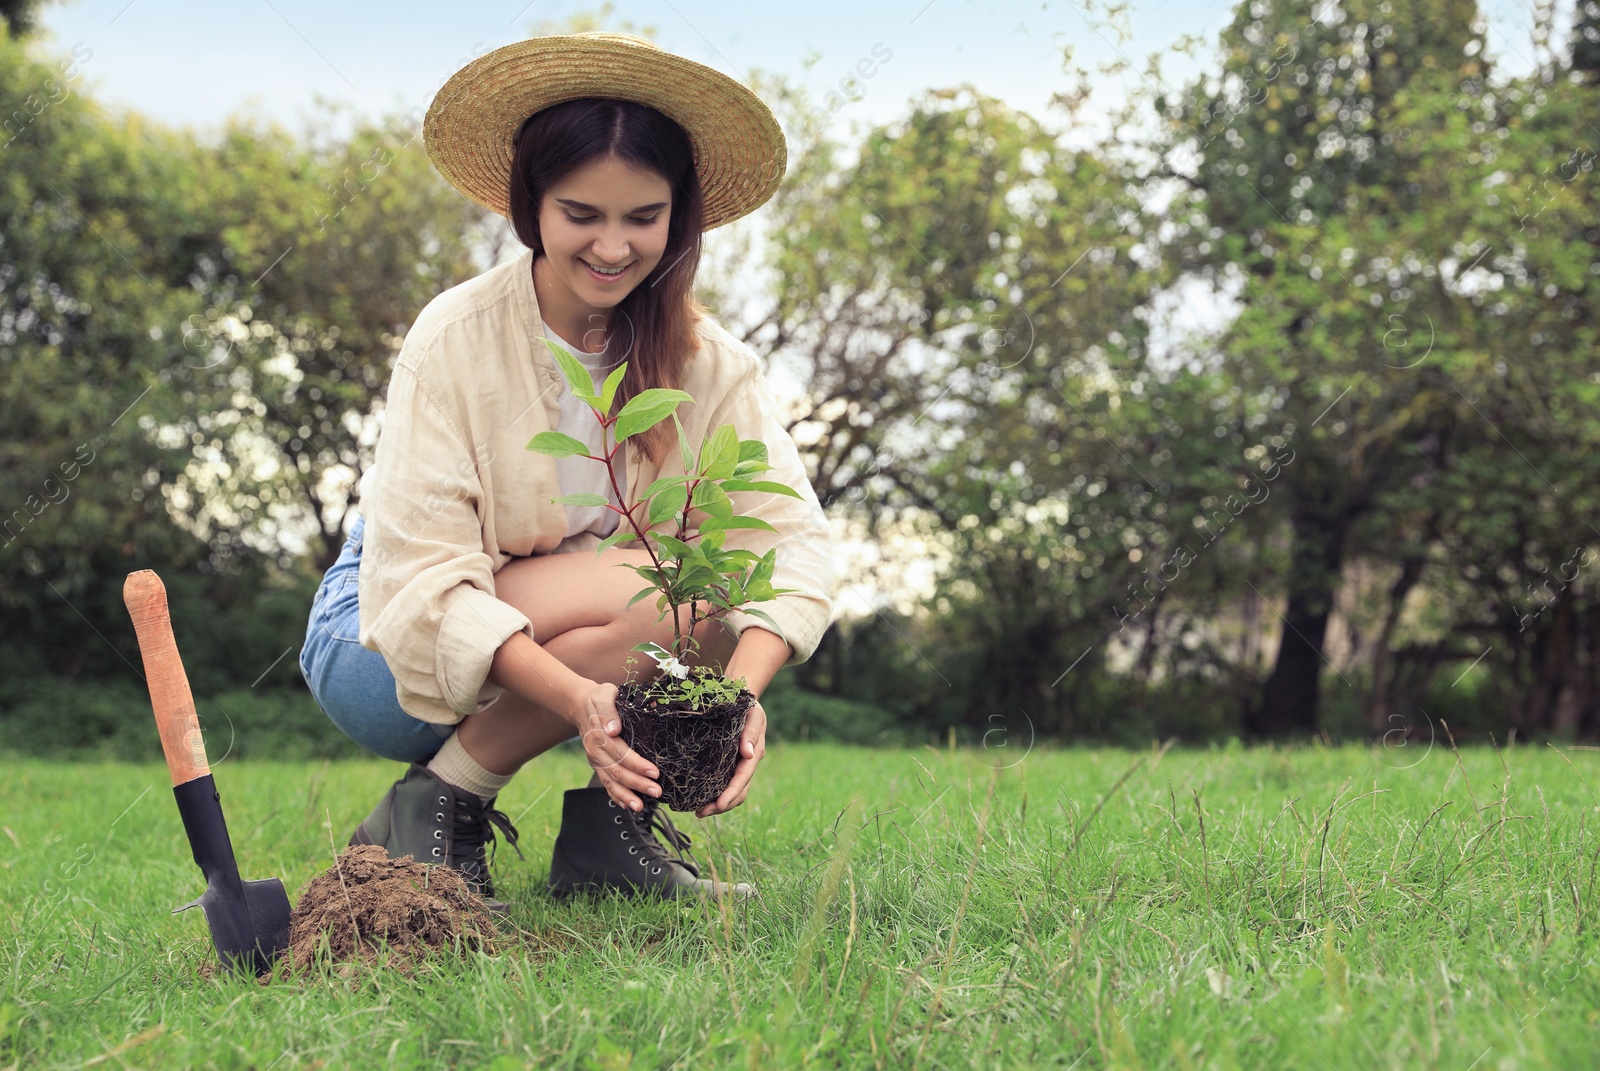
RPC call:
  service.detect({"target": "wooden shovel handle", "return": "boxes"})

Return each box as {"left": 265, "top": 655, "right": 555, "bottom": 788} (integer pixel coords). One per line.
{"left": 124, "top": 570, "right": 210, "bottom": 786}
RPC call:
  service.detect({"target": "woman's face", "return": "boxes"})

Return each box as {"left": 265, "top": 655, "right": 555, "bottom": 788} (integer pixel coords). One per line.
{"left": 535, "top": 154, "right": 673, "bottom": 328}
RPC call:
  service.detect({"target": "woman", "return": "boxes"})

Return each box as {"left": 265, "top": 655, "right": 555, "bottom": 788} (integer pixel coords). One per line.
{"left": 297, "top": 33, "right": 836, "bottom": 909}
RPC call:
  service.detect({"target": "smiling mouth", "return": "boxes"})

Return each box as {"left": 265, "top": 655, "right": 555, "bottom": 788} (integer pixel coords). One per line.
{"left": 581, "top": 259, "right": 631, "bottom": 278}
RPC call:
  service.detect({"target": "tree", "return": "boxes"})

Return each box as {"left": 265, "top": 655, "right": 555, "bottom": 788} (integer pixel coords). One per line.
{"left": 0, "top": 0, "right": 52, "bottom": 38}
{"left": 0, "top": 32, "right": 222, "bottom": 637}
{"left": 1157, "top": 0, "right": 1493, "bottom": 735}
{"left": 159, "top": 107, "right": 487, "bottom": 572}
{"left": 1575, "top": 1, "right": 1600, "bottom": 83}
{"left": 1392, "top": 32, "right": 1600, "bottom": 737}
{"left": 737, "top": 76, "right": 1177, "bottom": 731}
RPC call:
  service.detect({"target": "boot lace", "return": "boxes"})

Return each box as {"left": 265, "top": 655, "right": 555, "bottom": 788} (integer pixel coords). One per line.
{"left": 446, "top": 792, "right": 525, "bottom": 878}
{"left": 625, "top": 800, "right": 701, "bottom": 877}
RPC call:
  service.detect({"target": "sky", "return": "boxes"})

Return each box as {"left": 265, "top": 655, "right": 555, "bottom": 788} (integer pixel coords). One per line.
{"left": 35, "top": 0, "right": 1212, "bottom": 138}
{"left": 33, "top": 0, "right": 1546, "bottom": 145}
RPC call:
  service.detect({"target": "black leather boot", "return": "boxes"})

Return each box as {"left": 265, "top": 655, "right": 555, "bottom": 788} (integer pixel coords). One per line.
{"left": 349, "top": 763, "right": 523, "bottom": 912}
{"left": 548, "top": 786, "right": 754, "bottom": 901}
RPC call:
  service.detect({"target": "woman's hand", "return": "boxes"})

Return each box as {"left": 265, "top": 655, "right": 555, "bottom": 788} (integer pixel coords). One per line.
{"left": 696, "top": 699, "right": 766, "bottom": 818}
{"left": 569, "top": 680, "right": 661, "bottom": 812}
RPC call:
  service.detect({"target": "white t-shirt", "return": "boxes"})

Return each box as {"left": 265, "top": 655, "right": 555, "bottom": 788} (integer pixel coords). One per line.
{"left": 543, "top": 319, "right": 628, "bottom": 549}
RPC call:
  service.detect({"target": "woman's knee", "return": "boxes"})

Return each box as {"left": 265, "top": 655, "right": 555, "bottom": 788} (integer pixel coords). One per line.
{"left": 493, "top": 548, "right": 738, "bottom": 675}
{"left": 493, "top": 548, "right": 658, "bottom": 639}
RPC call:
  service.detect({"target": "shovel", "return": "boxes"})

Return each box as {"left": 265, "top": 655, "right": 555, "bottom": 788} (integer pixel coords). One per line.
{"left": 124, "top": 570, "right": 292, "bottom": 976}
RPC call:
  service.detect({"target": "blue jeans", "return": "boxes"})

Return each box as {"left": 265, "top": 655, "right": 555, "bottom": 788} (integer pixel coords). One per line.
{"left": 299, "top": 514, "right": 455, "bottom": 763}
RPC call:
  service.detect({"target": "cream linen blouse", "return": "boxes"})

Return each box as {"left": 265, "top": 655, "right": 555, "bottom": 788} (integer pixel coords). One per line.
{"left": 356, "top": 247, "right": 837, "bottom": 726}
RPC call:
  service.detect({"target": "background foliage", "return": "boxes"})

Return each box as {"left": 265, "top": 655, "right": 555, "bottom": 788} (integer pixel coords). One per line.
{"left": 2, "top": 0, "right": 1596, "bottom": 753}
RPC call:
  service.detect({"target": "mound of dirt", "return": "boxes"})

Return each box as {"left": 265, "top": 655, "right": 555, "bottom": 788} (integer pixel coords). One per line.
{"left": 282, "top": 845, "right": 499, "bottom": 973}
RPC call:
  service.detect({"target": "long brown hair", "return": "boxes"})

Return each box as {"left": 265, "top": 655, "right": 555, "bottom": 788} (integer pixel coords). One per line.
{"left": 508, "top": 98, "right": 705, "bottom": 468}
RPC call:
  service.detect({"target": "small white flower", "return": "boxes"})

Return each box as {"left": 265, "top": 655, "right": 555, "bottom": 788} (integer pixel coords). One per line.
{"left": 641, "top": 643, "right": 691, "bottom": 679}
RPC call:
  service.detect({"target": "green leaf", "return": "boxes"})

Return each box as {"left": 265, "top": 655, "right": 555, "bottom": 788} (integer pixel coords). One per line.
{"left": 615, "top": 388, "right": 693, "bottom": 442}
{"left": 719, "top": 479, "right": 803, "bottom": 498}
{"left": 691, "top": 481, "right": 733, "bottom": 520}
{"left": 697, "top": 424, "right": 740, "bottom": 480}
{"left": 620, "top": 563, "right": 666, "bottom": 587}
{"left": 654, "top": 534, "right": 694, "bottom": 560}
{"left": 648, "top": 483, "right": 689, "bottom": 527}
{"left": 738, "top": 439, "right": 769, "bottom": 465}
{"left": 641, "top": 474, "right": 690, "bottom": 500}
{"left": 542, "top": 337, "right": 597, "bottom": 402}
{"left": 596, "top": 528, "right": 638, "bottom": 552}
{"left": 526, "top": 431, "right": 592, "bottom": 458}
{"left": 679, "top": 539, "right": 714, "bottom": 565}
{"left": 677, "top": 563, "right": 716, "bottom": 590}
{"left": 552, "top": 492, "right": 610, "bottom": 507}
{"left": 626, "top": 586, "right": 659, "bottom": 609}
{"left": 699, "top": 515, "right": 779, "bottom": 534}
{"left": 597, "top": 361, "right": 628, "bottom": 414}
{"left": 673, "top": 411, "right": 695, "bottom": 475}
{"left": 738, "top": 608, "right": 788, "bottom": 640}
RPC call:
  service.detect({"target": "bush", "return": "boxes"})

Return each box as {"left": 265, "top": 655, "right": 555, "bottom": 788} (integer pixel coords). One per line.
{"left": 761, "top": 672, "right": 910, "bottom": 746}
{"left": 192, "top": 687, "right": 364, "bottom": 761}
{"left": 0, "top": 674, "right": 360, "bottom": 762}
{"left": 0, "top": 676, "right": 158, "bottom": 760}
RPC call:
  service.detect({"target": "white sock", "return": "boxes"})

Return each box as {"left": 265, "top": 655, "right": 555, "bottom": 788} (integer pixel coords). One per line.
{"left": 426, "top": 732, "right": 514, "bottom": 803}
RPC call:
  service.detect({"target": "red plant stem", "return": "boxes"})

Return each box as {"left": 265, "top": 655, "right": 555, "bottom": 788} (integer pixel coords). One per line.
{"left": 587, "top": 410, "right": 693, "bottom": 659}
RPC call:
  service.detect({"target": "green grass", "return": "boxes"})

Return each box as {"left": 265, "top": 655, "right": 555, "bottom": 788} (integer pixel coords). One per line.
{"left": 4, "top": 740, "right": 1598, "bottom": 1069}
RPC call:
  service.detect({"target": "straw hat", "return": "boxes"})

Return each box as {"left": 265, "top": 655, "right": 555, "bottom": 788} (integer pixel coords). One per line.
{"left": 424, "top": 32, "right": 787, "bottom": 230}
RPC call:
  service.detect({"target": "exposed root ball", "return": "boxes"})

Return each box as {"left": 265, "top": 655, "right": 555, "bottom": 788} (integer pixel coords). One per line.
{"left": 284, "top": 845, "right": 498, "bottom": 972}
{"left": 616, "top": 681, "right": 753, "bottom": 811}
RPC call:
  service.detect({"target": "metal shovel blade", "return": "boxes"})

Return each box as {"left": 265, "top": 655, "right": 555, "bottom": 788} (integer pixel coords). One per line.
{"left": 175, "top": 876, "right": 292, "bottom": 976}
{"left": 172, "top": 775, "right": 292, "bottom": 975}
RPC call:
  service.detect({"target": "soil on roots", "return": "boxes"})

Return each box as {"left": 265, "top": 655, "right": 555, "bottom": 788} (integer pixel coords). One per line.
{"left": 282, "top": 845, "right": 499, "bottom": 973}
{"left": 616, "top": 678, "right": 753, "bottom": 811}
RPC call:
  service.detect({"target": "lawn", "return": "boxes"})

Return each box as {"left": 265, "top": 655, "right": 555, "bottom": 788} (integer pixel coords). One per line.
{"left": 4, "top": 740, "right": 1598, "bottom": 1069}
